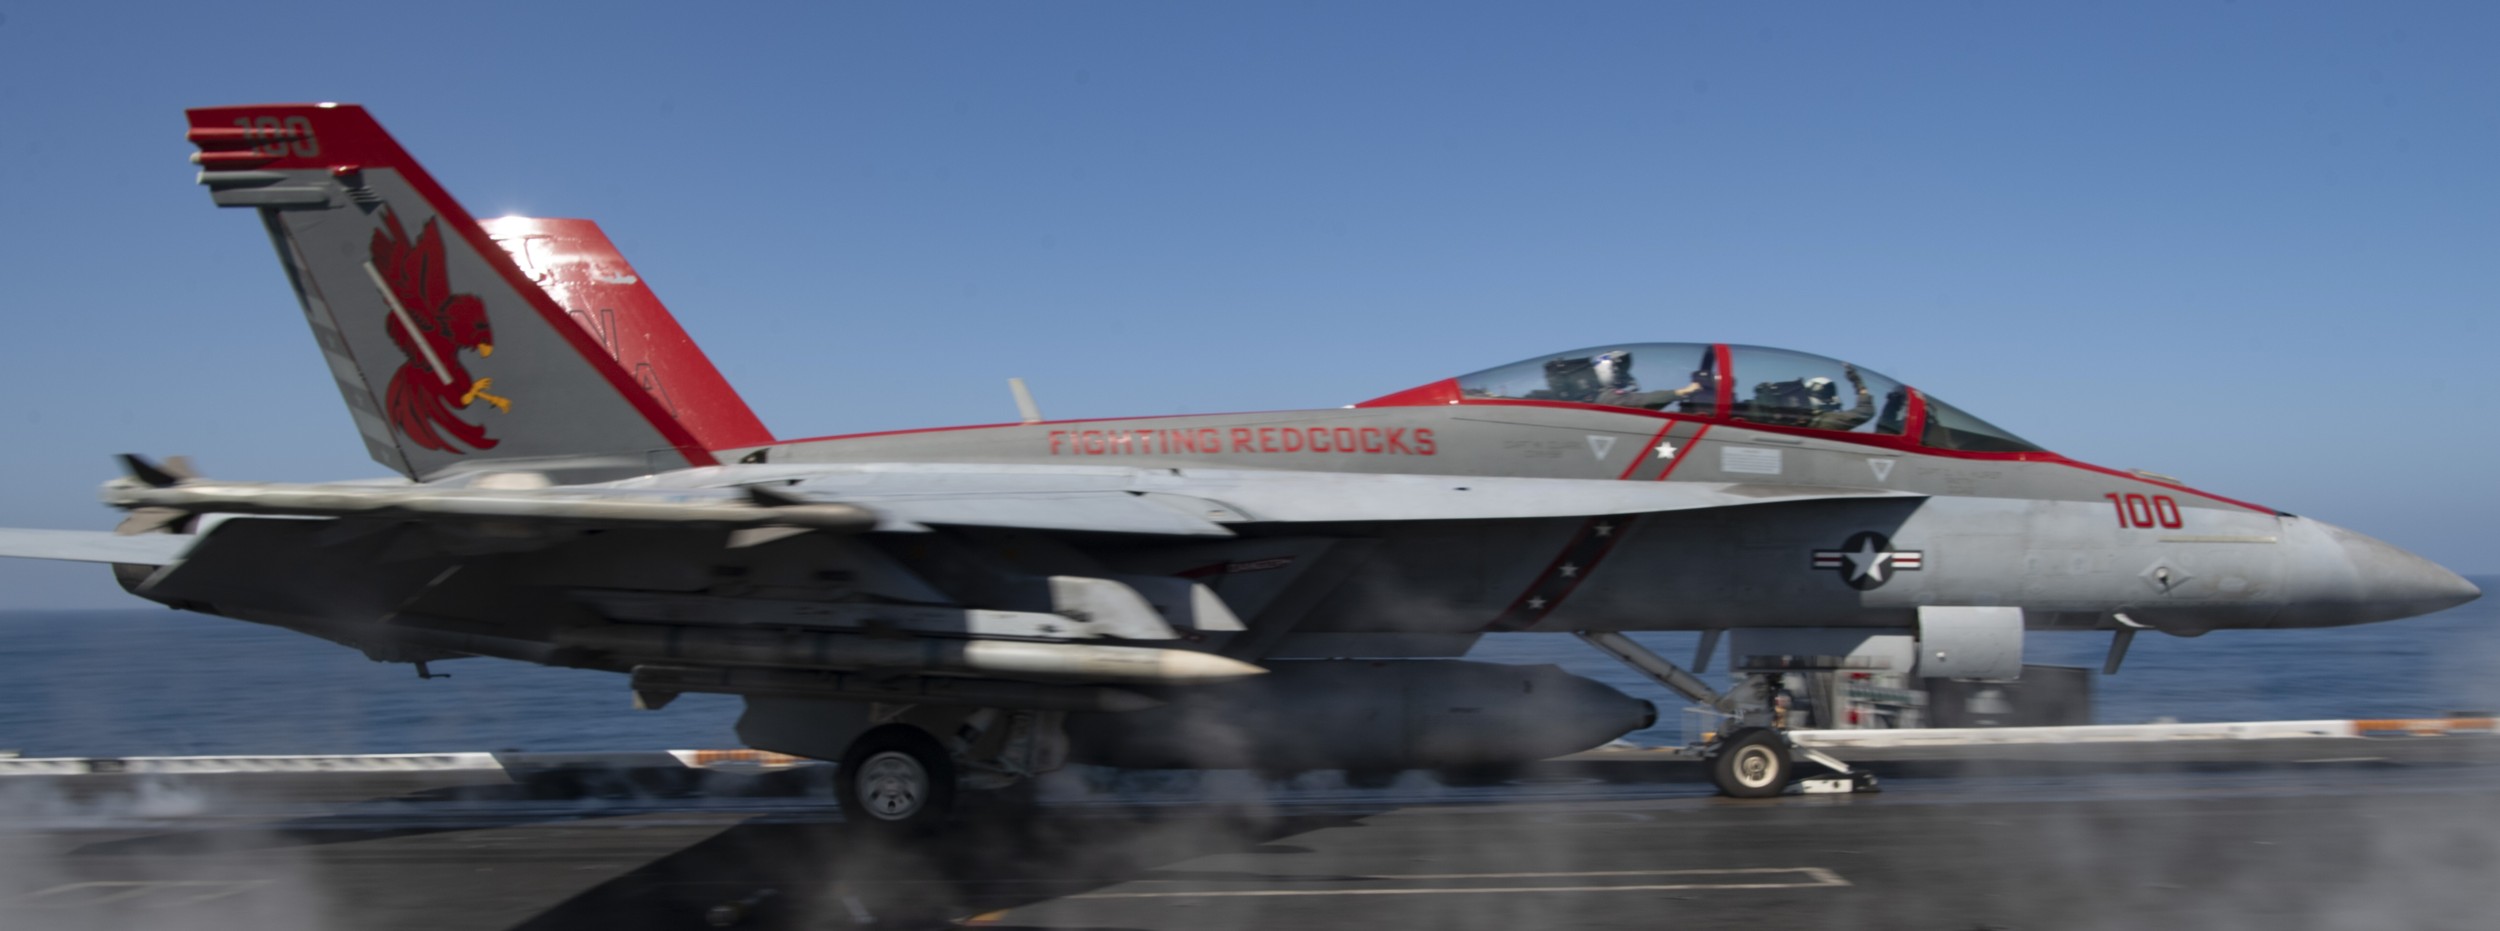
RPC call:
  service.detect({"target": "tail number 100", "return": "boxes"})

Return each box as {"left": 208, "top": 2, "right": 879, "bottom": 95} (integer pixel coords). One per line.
{"left": 2105, "top": 493, "right": 2183, "bottom": 529}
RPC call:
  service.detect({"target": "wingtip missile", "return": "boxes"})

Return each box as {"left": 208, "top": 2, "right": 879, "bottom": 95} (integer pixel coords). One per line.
{"left": 559, "top": 624, "right": 1267, "bottom": 685}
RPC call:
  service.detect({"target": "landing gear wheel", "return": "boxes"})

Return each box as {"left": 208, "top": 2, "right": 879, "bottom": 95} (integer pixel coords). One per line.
{"left": 838, "top": 725, "right": 956, "bottom": 833}
{"left": 1710, "top": 728, "right": 1793, "bottom": 798}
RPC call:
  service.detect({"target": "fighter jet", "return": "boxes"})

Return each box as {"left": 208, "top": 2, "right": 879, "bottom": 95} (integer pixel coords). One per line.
{"left": 0, "top": 104, "right": 2478, "bottom": 827}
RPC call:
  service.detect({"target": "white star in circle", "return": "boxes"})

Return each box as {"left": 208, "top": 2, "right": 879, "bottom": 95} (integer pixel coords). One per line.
{"left": 1593, "top": 523, "right": 1614, "bottom": 537}
{"left": 1845, "top": 537, "right": 1893, "bottom": 583}
{"left": 1525, "top": 596, "right": 1548, "bottom": 610}
{"left": 1655, "top": 440, "right": 1678, "bottom": 459}
{"left": 1559, "top": 563, "right": 1581, "bottom": 578}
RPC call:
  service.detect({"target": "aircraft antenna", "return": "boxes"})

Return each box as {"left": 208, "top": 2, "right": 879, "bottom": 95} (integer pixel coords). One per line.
{"left": 1009, "top": 378, "right": 1044, "bottom": 425}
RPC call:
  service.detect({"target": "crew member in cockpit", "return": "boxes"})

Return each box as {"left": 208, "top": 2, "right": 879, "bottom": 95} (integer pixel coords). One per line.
{"left": 1564, "top": 349, "right": 1712, "bottom": 412}
{"left": 1802, "top": 364, "right": 1876, "bottom": 431}
{"left": 1579, "top": 350, "right": 1707, "bottom": 411}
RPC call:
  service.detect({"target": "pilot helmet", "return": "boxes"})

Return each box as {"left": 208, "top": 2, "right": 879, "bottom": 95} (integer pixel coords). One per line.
{"left": 1804, "top": 376, "right": 1839, "bottom": 411}
{"left": 1592, "top": 351, "right": 1634, "bottom": 392}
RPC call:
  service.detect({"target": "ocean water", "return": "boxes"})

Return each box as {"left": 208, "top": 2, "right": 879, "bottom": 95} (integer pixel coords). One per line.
{"left": 0, "top": 580, "right": 2491, "bottom": 758}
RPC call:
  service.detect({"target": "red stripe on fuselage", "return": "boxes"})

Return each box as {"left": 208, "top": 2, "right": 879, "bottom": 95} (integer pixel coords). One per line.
{"left": 1654, "top": 424, "right": 1710, "bottom": 482}
{"left": 1617, "top": 422, "right": 1679, "bottom": 481}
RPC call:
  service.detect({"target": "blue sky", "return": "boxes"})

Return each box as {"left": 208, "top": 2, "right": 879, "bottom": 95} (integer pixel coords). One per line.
{"left": 1, "top": 2, "right": 2493, "bottom": 606}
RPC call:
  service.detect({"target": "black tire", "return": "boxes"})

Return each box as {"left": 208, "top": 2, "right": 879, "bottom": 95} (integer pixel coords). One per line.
{"left": 838, "top": 725, "right": 956, "bottom": 833}
{"left": 1710, "top": 728, "right": 1793, "bottom": 798}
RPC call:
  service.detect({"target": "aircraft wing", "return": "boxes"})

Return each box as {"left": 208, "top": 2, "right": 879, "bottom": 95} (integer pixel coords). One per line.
{"left": 741, "top": 463, "right": 1924, "bottom": 528}
{"left": 1128, "top": 469, "right": 1923, "bottom": 523}
{"left": 69, "top": 462, "right": 1923, "bottom": 549}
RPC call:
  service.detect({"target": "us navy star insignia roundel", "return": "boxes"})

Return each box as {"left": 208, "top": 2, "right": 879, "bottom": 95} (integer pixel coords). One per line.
{"left": 1810, "top": 531, "right": 1924, "bottom": 590}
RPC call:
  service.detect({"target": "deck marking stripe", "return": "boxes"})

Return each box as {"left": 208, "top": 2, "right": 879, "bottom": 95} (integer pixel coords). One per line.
{"left": 1071, "top": 867, "right": 1850, "bottom": 899}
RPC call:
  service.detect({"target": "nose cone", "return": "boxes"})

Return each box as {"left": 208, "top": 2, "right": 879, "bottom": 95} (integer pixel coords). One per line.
{"left": 2277, "top": 518, "right": 2481, "bottom": 627}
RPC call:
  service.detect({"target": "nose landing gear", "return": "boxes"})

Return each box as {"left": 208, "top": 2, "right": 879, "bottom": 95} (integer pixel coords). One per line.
{"left": 1709, "top": 727, "right": 1792, "bottom": 798}
{"left": 837, "top": 724, "right": 957, "bottom": 833}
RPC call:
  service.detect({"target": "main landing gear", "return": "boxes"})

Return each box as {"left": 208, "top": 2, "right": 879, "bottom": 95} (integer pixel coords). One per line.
{"left": 1575, "top": 631, "right": 1879, "bottom": 798}
{"left": 837, "top": 724, "right": 957, "bottom": 833}
{"left": 822, "top": 706, "right": 1068, "bottom": 834}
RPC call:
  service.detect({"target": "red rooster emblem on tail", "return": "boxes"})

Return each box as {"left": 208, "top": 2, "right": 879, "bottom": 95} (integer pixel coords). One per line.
{"left": 369, "top": 210, "right": 510, "bottom": 452}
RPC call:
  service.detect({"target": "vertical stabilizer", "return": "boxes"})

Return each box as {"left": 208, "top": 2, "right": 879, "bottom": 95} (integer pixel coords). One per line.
{"left": 483, "top": 217, "right": 773, "bottom": 452}
{"left": 186, "top": 104, "right": 751, "bottom": 481}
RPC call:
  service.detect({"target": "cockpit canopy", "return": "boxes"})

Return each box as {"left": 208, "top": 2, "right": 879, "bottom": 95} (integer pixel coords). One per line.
{"left": 1367, "top": 342, "right": 2043, "bottom": 453}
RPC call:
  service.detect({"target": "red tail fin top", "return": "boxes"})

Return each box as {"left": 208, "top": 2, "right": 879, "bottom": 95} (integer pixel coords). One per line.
{"left": 484, "top": 217, "right": 773, "bottom": 451}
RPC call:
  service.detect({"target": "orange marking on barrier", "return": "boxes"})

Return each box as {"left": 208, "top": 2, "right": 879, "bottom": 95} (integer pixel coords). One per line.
{"left": 2351, "top": 718, "right": 2495, "bottom": 735}
{"left": 684, "top": 749, "right": 811, "bottom": 768}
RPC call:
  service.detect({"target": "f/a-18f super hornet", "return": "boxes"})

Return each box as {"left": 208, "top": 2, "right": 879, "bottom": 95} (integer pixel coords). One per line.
{"left": 0, "top": 104, "right": 2478, "bottom": 827}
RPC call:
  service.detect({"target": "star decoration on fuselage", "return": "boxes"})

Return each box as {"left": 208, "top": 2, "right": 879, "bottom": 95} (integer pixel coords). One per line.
{"left": 1483, "top": 515, "right": 1643, "bottom": 631}
{"left": 1810, "top": 531, "right": 1925, "bottom": 591}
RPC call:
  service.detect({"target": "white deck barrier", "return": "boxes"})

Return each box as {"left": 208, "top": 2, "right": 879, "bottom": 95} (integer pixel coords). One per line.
{"left": 1789, "top": 719, "right": 2359, "bottom": 749}
{"left": 0, "top": 718, "right": 2488, "bottom": 776}
{"left": 0, "top": 749, "right": 817, "bottom": 777}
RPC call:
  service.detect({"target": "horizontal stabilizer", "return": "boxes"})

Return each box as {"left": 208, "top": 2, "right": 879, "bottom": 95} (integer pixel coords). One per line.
{"left": 103, "top": 477, "right": 879, "bottom": 533}
{"left": 0, "top": 529, "right": 197, "bottom": 565}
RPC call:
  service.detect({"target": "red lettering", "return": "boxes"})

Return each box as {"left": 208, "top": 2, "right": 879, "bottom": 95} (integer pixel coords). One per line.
{"left": 1385, "top": 428, "right": 1410, "bottom": 454}
{"left": 2153, "top": 495, "right": 2184, "bottom": 529}
{"left": 1309, "top": 428, "right": 1332, "bottom": 452}
{"left": 1259, "top": 428, "right": 1279, "bottom": 452}
{"left": 1172, "top": 430, "right": 1197, "bottom": 453}
{"left": 1081, "top": 431, "right": 1106, "bottom": 454}
{"left": 2108, "top": 492, "right": 2183, "bottom": 529}
{"left": 1286, "top": 428, "right": 1309, "bottom": 452}
{"left": 1049, "top": 430, "right": 1067, "bottom": 454}
{"left": 1356, "top": 427, "right": 1381, "bottom": 453}
{"left": 1199, "top": 429, "right": 1220, "bottom": 452}
{"left": 2123, "top": 493, "right": 2154, "bottom": 527}
{"left": 1415, "top": 428, "right": 1437, "bottom": 455}
{"left": 1231, "top": 427, "right": 1253, "bottom": 452}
